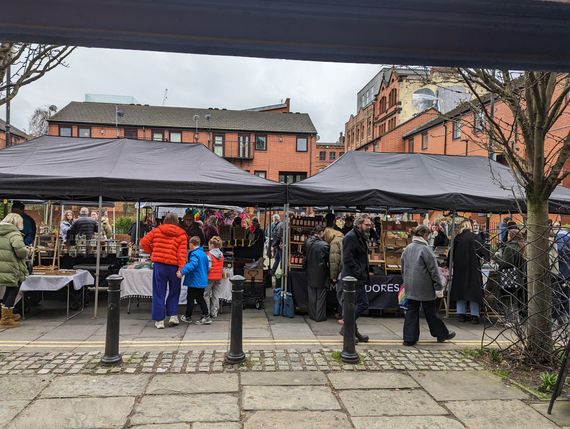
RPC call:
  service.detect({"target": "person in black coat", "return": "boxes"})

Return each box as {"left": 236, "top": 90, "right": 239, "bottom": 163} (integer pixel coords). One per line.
{"left": 433, "top": 224, "right": 449, "bottom": 248}
{"left": 304, "top": 226, "right": 330, "bottom": 322}
{"left": 66, "top": 207, "right": 98, "bottom": 241}
{"left": 339, "top": 213, "right": 373, "bottom": 342}
{"left": 247, "top": 217, "right": 265, "bottom": 261}
{"left": 450, "top": 220, "right": 487, "bottom": 324}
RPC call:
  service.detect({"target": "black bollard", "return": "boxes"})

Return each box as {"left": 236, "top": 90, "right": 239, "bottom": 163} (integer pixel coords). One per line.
{"left": 101, "top": 274, "right": 123, "bottom": 365}
{"left": 225, "top": 275, "right": 246, "bottom": 364}
{"left": 341, "top": 276, "right": 359, "bottom": 363}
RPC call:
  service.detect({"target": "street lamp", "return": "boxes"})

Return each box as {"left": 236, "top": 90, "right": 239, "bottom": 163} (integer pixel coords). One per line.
{"left": 193, "top": 114, "right": 200, "bottom": 142}
{"left": 115, "top": 106, "right": 124, "bottom": 138}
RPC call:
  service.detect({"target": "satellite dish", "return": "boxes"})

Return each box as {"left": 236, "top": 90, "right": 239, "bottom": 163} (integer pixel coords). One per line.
{"left": 48, "top": 105, "right": 58, "bottom": 112}
{"left": 193, "top": 114, "right": 200, "bottom": 122}
{"left": 204, "top": 114, "right": 211, "bottom": 121}
{"left": 316, "top": 135, "right": 320, "bottom": 141}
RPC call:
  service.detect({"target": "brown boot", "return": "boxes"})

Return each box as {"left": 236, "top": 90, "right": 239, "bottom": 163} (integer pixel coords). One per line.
{"left": 0, "top": 306, "right": 20, "bottom": 328}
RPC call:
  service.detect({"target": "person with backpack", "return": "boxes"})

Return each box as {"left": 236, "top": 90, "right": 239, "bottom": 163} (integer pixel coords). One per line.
{"left": 178, "top": 235, "right": 211, "bottom": 325}
{"left": 204, "top": 236, "right": 225, "bottom": 318}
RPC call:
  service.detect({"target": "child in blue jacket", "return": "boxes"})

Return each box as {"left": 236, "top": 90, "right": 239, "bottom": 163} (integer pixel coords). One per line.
{"left": 177, "top": 235, "right": 211, "bottom": 325}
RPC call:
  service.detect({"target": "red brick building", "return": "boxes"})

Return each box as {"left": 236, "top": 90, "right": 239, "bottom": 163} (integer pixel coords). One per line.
{"left": 315, "top": 140, "right": 345, "bottom": 172}
{"left": 0, "top": 118, "right": 28, "bottom": 149}
{"left": 47, "top": 100, "right": 317, "bottom": 183}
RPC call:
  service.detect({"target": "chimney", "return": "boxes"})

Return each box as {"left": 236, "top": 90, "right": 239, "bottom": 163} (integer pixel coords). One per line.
{"left": 285, "top": 98, "right": 291, "bottom": 112}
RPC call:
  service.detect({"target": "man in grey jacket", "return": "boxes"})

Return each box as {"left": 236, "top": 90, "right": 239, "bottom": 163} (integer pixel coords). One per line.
{"left": 401, "top": 225, "right": 455, "bottom": 346}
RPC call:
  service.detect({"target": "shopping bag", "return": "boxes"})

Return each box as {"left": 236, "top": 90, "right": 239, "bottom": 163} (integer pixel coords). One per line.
{"left": 499, "top": 268, "right": 521, "bottom": 291}
{"left": 273, "top": 287, "right": 283, "bottom": 316}
{"left": 398, "top": 284, "right": 408, "bottom": 310}
{"left": 282, "top": 291, "right": 295, "bottom": 318}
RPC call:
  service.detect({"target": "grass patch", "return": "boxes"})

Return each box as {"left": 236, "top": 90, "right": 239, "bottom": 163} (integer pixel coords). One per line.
{"left": 538, "top": 372, "right": 558, "bottom": 393}
{"left": 330, "top": 351, "right": 365, "bottom": 364}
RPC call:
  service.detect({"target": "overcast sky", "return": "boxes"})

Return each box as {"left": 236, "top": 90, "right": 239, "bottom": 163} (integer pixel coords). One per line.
{"left": 2, "top": 48, "right": 381, "bottom": 142}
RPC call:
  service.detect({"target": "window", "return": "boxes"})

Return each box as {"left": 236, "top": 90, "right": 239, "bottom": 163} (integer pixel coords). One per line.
{"left": 421, "top": 132, "right": 428, "bottom": 150}
{"left": 389, "top": 89, "right": 397, "bottom": 107}
{"left": 124, "top": 128, "right": 138, "bottom": 139}
{"left": 279, "top": 172, "right": 307, "bottom": 184}
{"left": 474, "top": 111, "right": 485, "bottom": 132}
{"left": 329, "top": 151, "right": 336, "bottom": 161}
{"left": 255, "top": 134, "right": 267, "bottom": 151}
{"left": 213, "top": 134, "right": 224, "bottom": 157}
{"left": 368, "top": 119, "right": 372, "bottom": 136}
{"left": 296, "top": 136, "right": 308, "bottom": 152}
{"left": 408, "top": 138, "right": 415, "bottom": 153}
{"left": 152, "top": 130, "right": 164, "bottom": 141}
{"left": 452, "top": 120, "right": 461, "bottom": 140}
{"left": 380, "top": 97, "right": 387, "bottom": 113}
{"left": 238, "top": 134, "right": 251, "bottom": 158}
{"left": 380, "top": 123, "right": 386, "bottom": 135}
{"left": 339, "top": 151, "right": 344, "bottom": 157}
{"left": 254, "top": 171, "right": 266, "bottom": 179}
{"left": 170, "top": 131, "right": 182, "bottom": 143}
{"left": 372, "top": 142, "right": 378, "bottom": 152}
{"left": 78, "top": 127, "right": 91, "bottom": 138}
{"left": 319, "top": 151, "right": 326, "bottom": 161}
{"left": 59, "top": 125, "right": 72, "bottom": 137}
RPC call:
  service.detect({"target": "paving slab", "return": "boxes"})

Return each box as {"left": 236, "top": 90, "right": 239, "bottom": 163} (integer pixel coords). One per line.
{"left": 339, "top": 389, "right": 447, "bottom": 416}
{"left": 531, "top": 401, "right": 570, "bottom": 427}
{"left": 446, "top": 399, "right": 558, "bottom": 429}
{"left": 130, "top": 424, "right": 189, "bottom": 429}
{"left": 352, "top": 416, "right": 465, "bottom": 429}
{"left": 6, "top": 396, "right": 135, "bottom": 429}
{"left": 242, "top": 386, "right": 340, "bottom": 411}
{"left": 241, "top": 371, "right": 328, "bottom": 385}
{"left": 410, "top": 370, "right": 527, "bottom": 401}
{"left": 130, "top": 394, "right": 239, "bottom": 425}
{"left": 41, "top": 374, "right": 150, "bottom": 398}
{"left": 328, "top": 371, "right": 418, "bottom": 389}
{"left": 0, "top": 400, "right": 30, "bottom": 424}
{"left": 145, "top": 374, "right": 238, "bottom": 394}
{"left": 0, "top": 375, "right": 53, "bottom": 400}
{"left": 193, "top": 423, "right": 240, "bottom": 429}
{"left": 244, "top": 411, "right": 352, "bottom": 429}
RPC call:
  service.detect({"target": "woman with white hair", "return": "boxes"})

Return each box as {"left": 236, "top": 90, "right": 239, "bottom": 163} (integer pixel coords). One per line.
{"left": 0, "top": 213, "right": 29, "bottom": 327}
{"left": 450, "top": 220, "right": 487, "bottom": 324}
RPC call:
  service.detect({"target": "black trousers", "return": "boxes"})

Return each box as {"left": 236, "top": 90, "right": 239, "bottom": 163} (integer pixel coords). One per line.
{"left": 308, "top": 286, "right": 328, "bottom": 322}
{"left": 186, "top": 287, "right": 209, "bottom": 318}
{"left": 403, "top": 299, "right": 449, "bottom": 343}
{"left": 2, "top": 286, "right": 20, "bottom": 308}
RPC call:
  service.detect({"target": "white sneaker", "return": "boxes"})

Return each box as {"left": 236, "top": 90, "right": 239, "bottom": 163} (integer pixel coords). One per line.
{"left": 168, "top": 315, "right": 180, "bottom": 326}
{"left": 154, "top": 320, "right": 165, "bottom": 329}
{"left": 180, "top": 315, "right": 193, "bottom": 324}
{"left": 195, "top": 316, "right": 212, "bottom": 325}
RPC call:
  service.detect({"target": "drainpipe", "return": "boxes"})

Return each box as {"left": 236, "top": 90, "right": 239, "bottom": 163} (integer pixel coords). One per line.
{"left": 443, "top": 122, "right": 448, "bottom": 155}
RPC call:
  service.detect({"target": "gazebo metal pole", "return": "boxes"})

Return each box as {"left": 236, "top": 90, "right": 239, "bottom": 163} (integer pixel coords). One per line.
{"left": 282, "top": 204, "right": 289, "bottom": 293}
{"left": 135, "top": 202, "right": 141, "bottom": 245}
{"left": 94, "top": 195, "right": 103, "bottom": 318}
{"left": 446, "top": 210, "right": 457, "bottom": 318}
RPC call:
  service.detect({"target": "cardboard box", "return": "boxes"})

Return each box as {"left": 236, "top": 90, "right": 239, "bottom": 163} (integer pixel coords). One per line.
{"left": 244, "top": 268, "right": 264, "bottom": 282}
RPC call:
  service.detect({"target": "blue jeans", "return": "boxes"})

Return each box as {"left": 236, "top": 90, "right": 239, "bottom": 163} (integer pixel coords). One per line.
{"left": 456, "top": 300, "right": 480, "bottom": 317}
{"left": 152, "top": 262, "right": 181, "bottom": 321}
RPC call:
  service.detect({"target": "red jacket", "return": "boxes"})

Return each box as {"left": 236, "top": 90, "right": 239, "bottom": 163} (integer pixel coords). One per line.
{"left": 207, "top": 248, "right": 224, "bottom": 281}
{"left": 140, "top": 224, "right": 188, "bottom": 269}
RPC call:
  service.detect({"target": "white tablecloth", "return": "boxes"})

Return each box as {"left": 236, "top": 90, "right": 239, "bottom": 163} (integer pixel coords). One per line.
{"left": 20, "top": 269, "right": 95, "bottom": 292}
{"left": 119, "top": 267, "right": 233, "bottom": 304}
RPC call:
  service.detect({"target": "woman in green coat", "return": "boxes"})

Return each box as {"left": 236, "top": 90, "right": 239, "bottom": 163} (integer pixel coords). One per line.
{"left": 0, "top": 213, "right": 29, "bottom": 327}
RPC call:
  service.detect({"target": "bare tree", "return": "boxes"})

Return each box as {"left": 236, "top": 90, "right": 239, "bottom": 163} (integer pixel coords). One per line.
{"left": 28, "top": 105, "right": 54, "bottom": 137}
{"left": 457, "top": 70, "right": 570, "bottom": 364}
{"left": 0, "top": 42, "right": 75, "bottom": 106}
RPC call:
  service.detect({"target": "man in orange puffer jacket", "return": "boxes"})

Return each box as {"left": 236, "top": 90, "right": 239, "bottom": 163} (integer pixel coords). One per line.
{"left": 204, "top": 236, "right": 224, "bottom": 318}
{"left": 140, "top": 212, "right": 188, "bottom": 329}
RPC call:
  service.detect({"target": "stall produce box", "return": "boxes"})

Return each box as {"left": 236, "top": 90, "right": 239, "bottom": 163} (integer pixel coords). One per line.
{"left": 244, "top": 268, "right": 264, "bottom": 282}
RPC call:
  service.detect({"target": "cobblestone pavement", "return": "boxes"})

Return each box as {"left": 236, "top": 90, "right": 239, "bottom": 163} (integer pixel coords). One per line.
{"left": 0, "top": 349, "right": 483, "bottom": 375}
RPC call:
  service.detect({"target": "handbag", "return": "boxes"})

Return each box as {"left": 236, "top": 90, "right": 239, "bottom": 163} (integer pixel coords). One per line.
{"left": 398, "top": 284, "right": 408, "bottom": 310}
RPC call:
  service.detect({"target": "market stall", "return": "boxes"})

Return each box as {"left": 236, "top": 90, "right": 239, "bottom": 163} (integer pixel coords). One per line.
{"left": 0, "top": 136, "right": 287, "bottom": 316}
{"left": 287, "top": 151, "right": 570, "bottom": 316}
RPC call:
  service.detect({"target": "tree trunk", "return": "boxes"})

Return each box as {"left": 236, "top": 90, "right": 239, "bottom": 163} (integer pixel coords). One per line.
{"left": 525, "top": 195, "right": 553, "bottom": 363}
